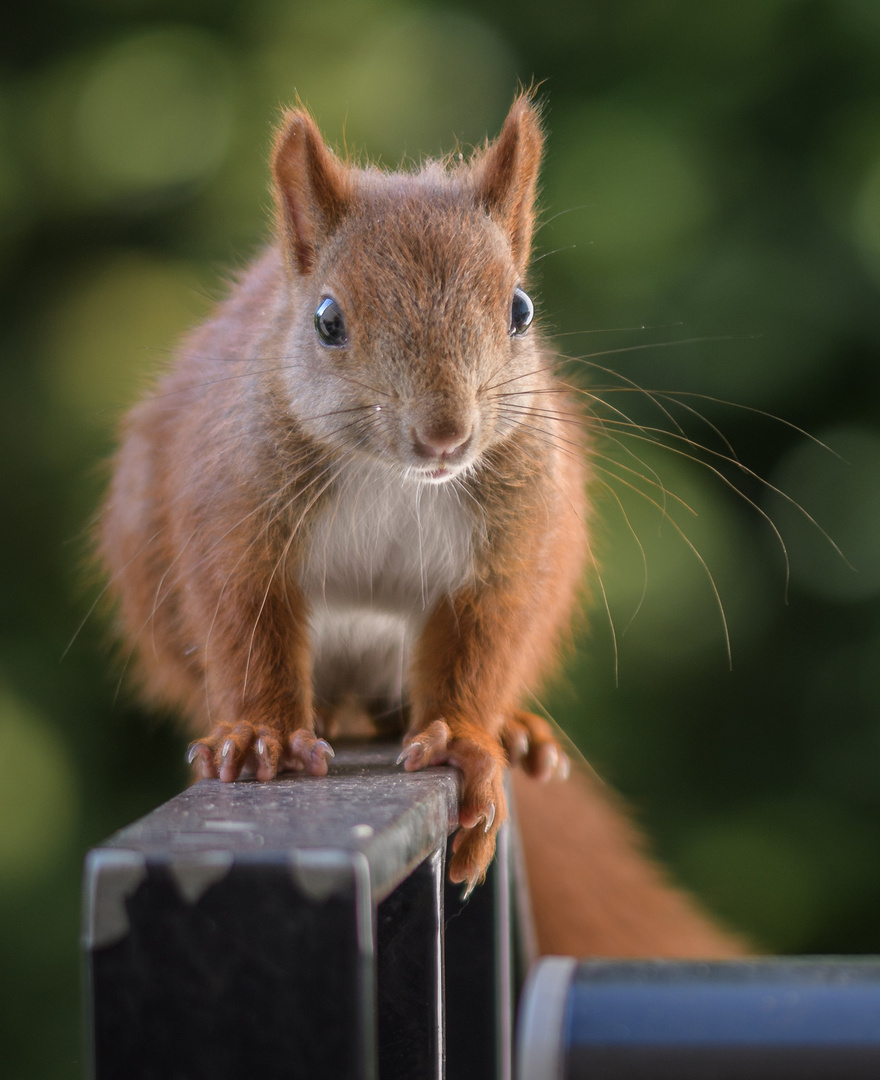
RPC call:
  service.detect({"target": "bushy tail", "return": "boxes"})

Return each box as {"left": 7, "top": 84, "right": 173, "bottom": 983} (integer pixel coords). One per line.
{"left": 512, "top": 768, "right": 746, "bottom": 958}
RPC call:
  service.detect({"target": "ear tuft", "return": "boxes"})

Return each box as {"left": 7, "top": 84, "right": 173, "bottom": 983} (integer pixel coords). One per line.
{"left": 271, "top": 109, "right": 352, "bottom": 275}
{"left": 472, "top": 93, "right": 544, "bottom": 271}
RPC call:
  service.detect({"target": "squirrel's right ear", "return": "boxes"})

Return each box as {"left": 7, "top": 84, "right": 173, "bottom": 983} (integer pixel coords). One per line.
{"left": 271, "top": 109, "right": 352, "bottom": 275}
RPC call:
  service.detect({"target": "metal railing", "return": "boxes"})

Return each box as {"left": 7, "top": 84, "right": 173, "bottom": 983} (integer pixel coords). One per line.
{"left": 82, "top": 743, "right": 514, "bottom": 1080}
{"left": 82, "top": 742, "right": 880, "bottom": 1079}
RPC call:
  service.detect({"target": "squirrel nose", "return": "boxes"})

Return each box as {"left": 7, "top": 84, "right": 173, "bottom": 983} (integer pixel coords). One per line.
{"left": 410, "top": 421, "right": 473, "bottom": 462}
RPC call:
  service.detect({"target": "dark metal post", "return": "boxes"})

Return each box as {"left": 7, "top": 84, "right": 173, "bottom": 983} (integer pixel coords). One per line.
{"left": 82, "top": 744, "right": 461, "bottom": 1080}
{"left": 377, "top": 844, "right": 445, "bottom": 1080}
{"left": 444, "top": 821, "right": 513, "bottom": 1080}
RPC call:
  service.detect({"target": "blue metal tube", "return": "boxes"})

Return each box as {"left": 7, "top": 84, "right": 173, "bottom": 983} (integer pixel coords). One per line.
{"left": 517, "top": 957, "right": 880, "bottom": 1079}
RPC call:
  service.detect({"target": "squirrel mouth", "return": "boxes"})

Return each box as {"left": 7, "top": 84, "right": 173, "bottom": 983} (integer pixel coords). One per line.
{"left": 417, "top": 463, "right": 460, "bottom": 484}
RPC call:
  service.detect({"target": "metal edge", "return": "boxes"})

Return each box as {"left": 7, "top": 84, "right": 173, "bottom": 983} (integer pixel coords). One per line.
{"left": 81, "top": 847, "right": 148, "bottom": 951}
{"left": 515, "top": 956, "right": 577, "bottom": 1080}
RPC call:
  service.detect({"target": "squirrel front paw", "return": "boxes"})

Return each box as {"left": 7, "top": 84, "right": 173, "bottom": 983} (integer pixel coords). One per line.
{"left": 188, "top": 722, "right": 334, "bottom": 782}
{"left": 399, "top": 719, "right": 507, "bottom": 895}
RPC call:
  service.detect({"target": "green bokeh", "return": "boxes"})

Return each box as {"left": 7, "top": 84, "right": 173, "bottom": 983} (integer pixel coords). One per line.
{"left": 4, "top": 1, "right": 880, "bottom": 1075}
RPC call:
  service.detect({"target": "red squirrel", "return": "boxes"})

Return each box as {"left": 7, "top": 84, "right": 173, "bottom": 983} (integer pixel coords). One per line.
{"left": 99, "top": 93, "right": 743, "bottom": 955}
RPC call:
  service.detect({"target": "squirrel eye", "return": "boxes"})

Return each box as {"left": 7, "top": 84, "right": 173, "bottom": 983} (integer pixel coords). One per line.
{"left": 510, "top": 287, "right": 534, "bottom": 336}
{"left": 315, "top": 297, "right": 348, "bottom": 347}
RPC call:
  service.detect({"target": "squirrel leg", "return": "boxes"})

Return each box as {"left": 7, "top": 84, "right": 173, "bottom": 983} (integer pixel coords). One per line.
{"left": 186, "top": 581, "right": 333, "bottom": 782}
{"left": 405, "top": 587, "right": 543, "bottom": 891}
{"left": 399, "top": 718, "right": 507, "bottom": 896}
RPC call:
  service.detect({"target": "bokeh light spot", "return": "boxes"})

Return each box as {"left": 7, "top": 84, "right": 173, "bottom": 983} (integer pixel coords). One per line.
{"left": 547, "top": 104, "right": 711, "bottom": 293}
{"left": 0, "top": 687, "right": 79, "bottom": 890}
{"left": 45, "top": 252, "right": 209, "bottom": 427}
{"left": 254, "top": 4, "right": 517, "bottom": 163}
{"left": 73, "top": 27, "right": 236, "bottom": 196}
{"left": 338, "top": 10, "right": 518, "bottom": 157}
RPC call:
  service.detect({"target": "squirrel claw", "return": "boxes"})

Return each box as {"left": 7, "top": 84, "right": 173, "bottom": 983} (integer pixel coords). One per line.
{"left": 254, "top": 735, "right": 282, "bottom": 781}
{"left": 186, "top": 741, "right": 215, "bottom": 779}
{"left": 286, "top": 729, "right": 335, "bottom": 775}
{"left": 397, "top": 720, "right": 451, "bottom": 772}
{"left": 396, "top": 743, "right": 423, "bottom": 769}
{"left": 461, "top": 875, "right": 480, "bottom": 901}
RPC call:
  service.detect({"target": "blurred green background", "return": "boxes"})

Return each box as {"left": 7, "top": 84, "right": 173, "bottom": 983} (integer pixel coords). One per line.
{"left": 3, "top": 0, "right": 880, "bottom": 1074}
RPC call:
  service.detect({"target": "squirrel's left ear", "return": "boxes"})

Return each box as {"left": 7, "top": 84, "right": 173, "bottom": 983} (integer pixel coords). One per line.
{"left": 472, "top": 94, "right": 544, "bottom": 271}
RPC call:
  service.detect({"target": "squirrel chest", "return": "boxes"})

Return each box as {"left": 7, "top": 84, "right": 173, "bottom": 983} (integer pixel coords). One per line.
{"left": 299, "top": 456, "right": 477, "bottom": 706}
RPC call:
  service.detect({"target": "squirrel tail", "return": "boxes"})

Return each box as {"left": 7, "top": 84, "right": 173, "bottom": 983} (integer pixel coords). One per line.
{"left": 512, "top": 767, "right": 747, "bottom": 958}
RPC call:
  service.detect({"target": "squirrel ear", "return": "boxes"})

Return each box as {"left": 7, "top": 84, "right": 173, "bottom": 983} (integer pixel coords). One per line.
{"left": 472, "top": 95, "right": 544, "bottom": 270}
{"left": 271, "top": 109, "right": 351, "bottom": 275}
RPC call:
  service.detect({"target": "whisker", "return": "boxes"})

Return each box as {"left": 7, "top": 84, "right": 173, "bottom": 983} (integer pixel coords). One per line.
{"left": 552, "top": 322, "right": 685, "bottom": 337}
{"left": 502, "top": 409, "right": 733, "bottom": 666}
{"left": 145, "top": 351, "right": 393, "bottom": 409}
{"left": 561, "top": 334, "right": 738, "bottom": 361}
{"left": 524, "top": 698, "right": 608, "bottom": 785}
{"left": 559, "top": 352, "right": 689, "bottom": 436}
{"left": 598, "top": 470, "right": 733, "bottom": 668}
{"left": 652, "top": 390, "right": 842, "bottom": 457}
{"left": 531, "top": 245, "right": 578, "bottom": 263}
{"left": 118, "top": 414, "right": 384, "bottom": 711}
{"left": 146, "top": 365, "right": 298, "bottom": 401}
{"left": 115, "top": 457, "right": 326, "bottom": 696}
{"left": 593, "top": 416, "right": 850, "bottom": 581}
{"left": 596, "top": 480, "right": 650, "bottom": 641}
{"left": 495, "top": 407, "right": 695, "bottom": 517}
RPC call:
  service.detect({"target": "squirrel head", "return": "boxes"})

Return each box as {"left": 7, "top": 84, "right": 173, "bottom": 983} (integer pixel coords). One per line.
{"left": 268, "top": 95, "right": 548, "bottom": 485}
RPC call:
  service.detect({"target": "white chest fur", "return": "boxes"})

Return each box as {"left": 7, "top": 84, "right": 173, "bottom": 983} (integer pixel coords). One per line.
{"left": 299, "top": 458, "right": 478, "bottom": 706}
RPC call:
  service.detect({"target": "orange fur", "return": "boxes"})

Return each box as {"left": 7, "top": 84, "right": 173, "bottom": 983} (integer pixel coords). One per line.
{"left": 99, "top": 94, "right": 743, "bottom": 952}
